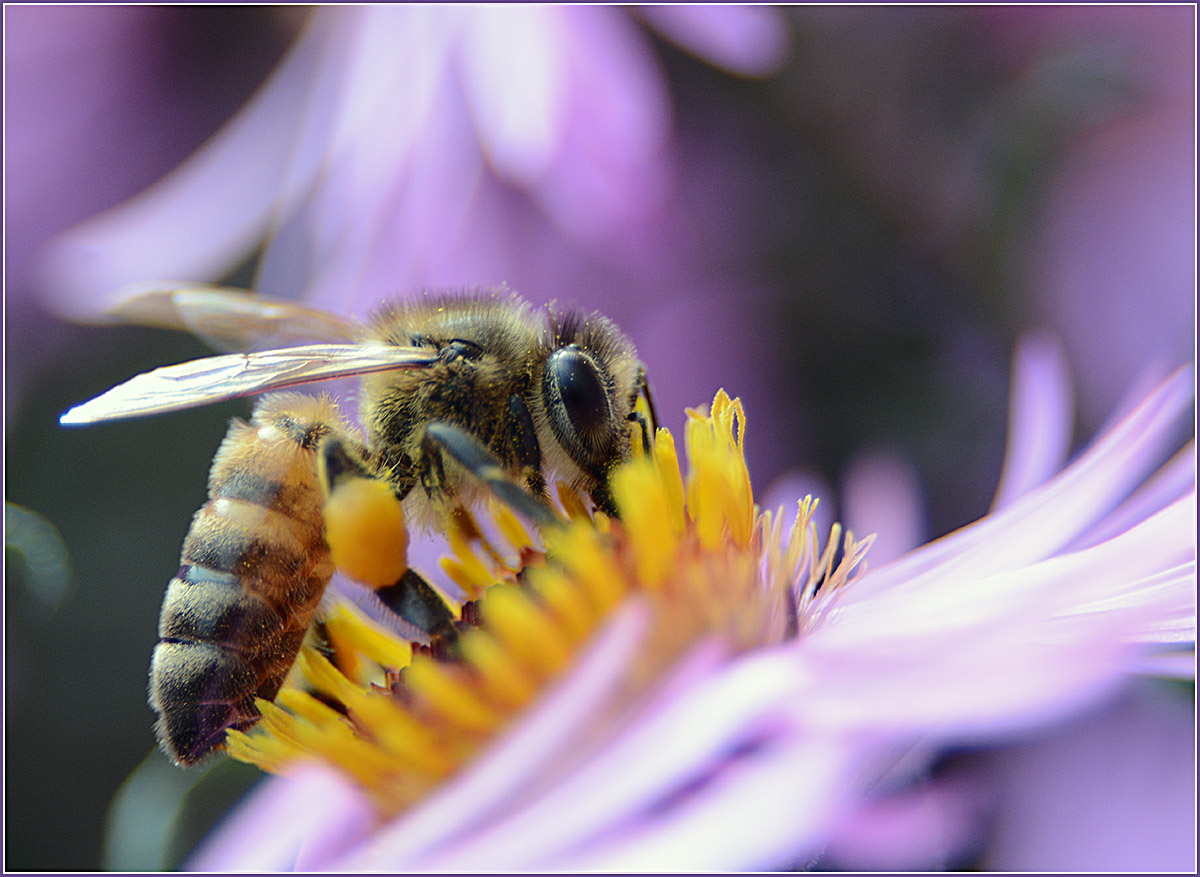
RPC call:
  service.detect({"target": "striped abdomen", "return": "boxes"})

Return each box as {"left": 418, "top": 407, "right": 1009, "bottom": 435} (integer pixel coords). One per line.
{"left": 149, "top": 394, "right": 349, "bottom": 765}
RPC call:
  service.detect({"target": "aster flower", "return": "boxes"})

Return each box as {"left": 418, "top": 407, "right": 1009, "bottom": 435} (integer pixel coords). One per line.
{"left": 185, "top": 336, "right": 1194, "bottom": 871}
{"left": 37, "top": 5, "right": 787, "bottom": 320}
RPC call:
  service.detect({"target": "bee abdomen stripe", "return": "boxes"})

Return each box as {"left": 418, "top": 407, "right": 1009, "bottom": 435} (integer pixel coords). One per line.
{"left": 211, "top": 467, "right": 324, "bottom": 520}
{"left": 159, "top": 568, "right": 284, "bottom": 654}
{"left": 153, "top": 703, "right": 240, "bottom": 767}
{"left": 182, "top": 504, "right": 318, "bottom": 581}
{"left": 150, "top": 640, "right": 257, "bottom": 707}
{"left": 212, "top": 470, "right": 284, "bottom": 507}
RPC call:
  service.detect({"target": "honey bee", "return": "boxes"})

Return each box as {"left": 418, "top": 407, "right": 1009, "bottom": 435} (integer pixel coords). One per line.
{"left": 62, "top": 286, "right": 658, "bottom": 765}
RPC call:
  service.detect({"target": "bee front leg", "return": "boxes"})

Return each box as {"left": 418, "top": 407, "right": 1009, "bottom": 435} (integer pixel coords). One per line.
{"left": 626, "top": 364, "right": 659, "bottom": 455}
{"left": 422, "top": 422, "right": 558, "bottom": 528}
{"left": 318, "top": 437, "right": 460, "bottom": 652}
{"left": 508, "top": 393, "right": 547, "bottom": 501}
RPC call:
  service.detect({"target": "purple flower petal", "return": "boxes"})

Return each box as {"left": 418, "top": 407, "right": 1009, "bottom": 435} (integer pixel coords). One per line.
{"left": 396, "top": 644, "right": 816, "bottom": 870}
{"left": 37, "top": 16, "right": 336, "bottom": 318}
{"left": 459, "top": 8, "right": 568, "bottom": 182}
{"left": 841, "top": 448, "right": 927, "bottom": 565}
{"left": 639, "top": 6, "right": 790, "bottom": 78}
{"left": 794, "top": 504, "right": 1192, "bottom": 738}
{"left": 991, "top": 332, "right": 1074, "bottom": 509}
{"left": 529, "top": 7, "right": 673, "bottom": 237}
{"left": 978, "top": 684, "right": 1196, "bottom": 871}
{"left": 845, "top": 366, "right": 1193, "bottom": 602}
{"left": 821, "top": 770, "right": 993, "bottom": 871}
{"left": 1067, "top": 441, "right": 1196, "bottom": 552}
{"left": 184, "top": 766, "right": 374, "bottom": 872}
{"left": 336, "top": 601, "right": 655, "bottom": 868}
{"left": 547, "top": 729, "right": 859, "bottom": 870}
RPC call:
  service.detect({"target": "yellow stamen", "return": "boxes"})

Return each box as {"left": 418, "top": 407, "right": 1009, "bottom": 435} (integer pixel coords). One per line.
{"left": 297, "top": 649, "right": 453, "bottom": 776}
{"left": 555, "top": 483, "right": 591, "bottom": 521}
{"left": 402, "top": 655, "right": 505, "bottom": 734}
{"left": 651, "top": 429, "right": 687, "bottom": 534}
{"left": 323, "top": 602, "right": 413, "bottom": 679}
{"left": 441, "top": 528, "right": 498, "bottom": 599}
{"left": 487, "top": 498, "right": 537, "bottom": 558}
{"left": 480, "top": 584, "right": 574, "bottom": 679}
{"left": 225, "top": 390, "right": 872, "bottom": 821}
{"left": 610, "top": 457, "right": 679, "bottom": 590}
{"left": 542, "top": 524, "right": 627, "bottom": 614}
{"left": 457, "top": 628, "right": 539, "bottom": 709}
{"left": 527, "top": 565, "right": 599, "bottom": 644}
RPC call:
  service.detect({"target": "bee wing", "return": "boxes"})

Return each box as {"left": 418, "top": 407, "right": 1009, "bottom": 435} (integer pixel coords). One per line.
{"left": 106, "top": 285, "right": 364, "bottom": 351}
{"left": 61, "top": 343, "right": 437, "bottom": 425}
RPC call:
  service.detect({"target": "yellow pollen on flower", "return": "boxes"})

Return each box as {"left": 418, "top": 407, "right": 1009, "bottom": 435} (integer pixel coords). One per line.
{"left": 555, "top": 483, "right": 593, "bottom": 522}
{"left": 225, "top": 391, "right": 873, "bottom": 817}
{"left": 440, "top": 529, "right": 498, "bottom": 600}
{"left": 401, "top": 655, "right": 506, "bottom": 734}
{"left": 455, "top": 628, "right": 540, "bottom": 708}
{"left": 323, "top": 602, "right": 413, "bottom": 685}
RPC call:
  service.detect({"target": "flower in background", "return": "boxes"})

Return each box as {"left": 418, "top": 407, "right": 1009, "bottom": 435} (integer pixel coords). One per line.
{"left": 31, "top": 4, "right": 791, "bottom": 491}
{"left": 3, "top": 5, "right": 300, "bottom": 420}
{"left": 36, "top": 5, "right": 788, "bottom": 320}
{"left": 984, "top": 5, "right": 1195, "bottom": 428}
{"left": 185, "top": 336, "right": 1194, "bottom": 871}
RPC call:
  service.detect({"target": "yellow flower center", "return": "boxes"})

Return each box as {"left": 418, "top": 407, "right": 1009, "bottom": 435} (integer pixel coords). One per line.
{"left": 226, "top": 390, "right": 872, "bottom": 816}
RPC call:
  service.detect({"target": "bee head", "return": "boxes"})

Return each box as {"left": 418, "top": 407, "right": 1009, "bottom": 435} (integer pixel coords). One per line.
{"left": 540, "top": 309, "right": 650, "bottom": 509}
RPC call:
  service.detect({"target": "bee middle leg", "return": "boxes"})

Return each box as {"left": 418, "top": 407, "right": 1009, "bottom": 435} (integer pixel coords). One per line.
{"left": 421, "top": 421, "right": 558, "bottom": 528}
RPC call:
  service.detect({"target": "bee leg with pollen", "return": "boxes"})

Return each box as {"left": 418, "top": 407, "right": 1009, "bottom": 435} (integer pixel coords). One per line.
{"left": 317, "top": 436, "right": 462, "bottom": 655}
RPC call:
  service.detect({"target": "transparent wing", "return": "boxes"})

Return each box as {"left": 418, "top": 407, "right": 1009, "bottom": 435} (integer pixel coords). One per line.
{"left": 61, "top": 343, "right": 437, "bottom": 425}
{"left": 105, "top": 285, "right": 364, "bottom": 351}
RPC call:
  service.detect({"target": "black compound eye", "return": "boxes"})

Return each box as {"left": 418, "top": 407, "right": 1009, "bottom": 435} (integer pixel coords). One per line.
{"left": 544, "top": 345, "right": 614, "bottom": 468}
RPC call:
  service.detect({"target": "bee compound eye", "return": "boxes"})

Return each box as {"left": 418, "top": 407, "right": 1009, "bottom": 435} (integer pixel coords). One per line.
{"left": 545, "top": 346, "right": 614, "bottom": 467}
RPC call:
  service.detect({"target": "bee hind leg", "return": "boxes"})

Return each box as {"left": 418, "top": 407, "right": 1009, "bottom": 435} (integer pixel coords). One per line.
{"left": 317, "top": 435, "right": 460, "bottom": 652}
{"left": 376, "top": 569, "right": 461, "bottom": 658}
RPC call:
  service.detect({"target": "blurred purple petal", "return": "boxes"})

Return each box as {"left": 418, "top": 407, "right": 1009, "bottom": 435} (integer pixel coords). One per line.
{"left": 1013, "top": 6, "right": 1195, "bottom": 426}
{"left": 1068, "top": 441, "right": 1196, "bottom": 552}
{"left": 639, "top": 6, "right": 790, "bottom": 78}
{"left": 549, "top": 730, "right": 858, "bottom": 870}
{"left": 991, "top": 332, "right": 1074, "bottom": 509}
{"left": 529, "top": 7, "right": 673, "bottom": 237}
{"left": 37, "top": 17, "right": 332, "bottom": 318}
{"left": 1131, "top": 649, "right": 1196, "bottom": 679}
{"left": 34, "top": 7, "right": 686, "bottom": 320}
{"left": 979, "top": 683, "right": 1196, "bottom": 871}
{"left": 822, "top": 771, "right": 993, "bottom": 871}
{"left": 460, "top": 8, "right": 568, "bottom": 182}
{"left": 184, "top": 766, "right": 374, "bottom": 872}
{"left": 841, "top": 448, "right": 927, "bottom": 565}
